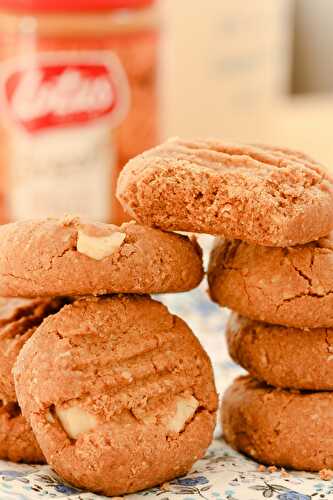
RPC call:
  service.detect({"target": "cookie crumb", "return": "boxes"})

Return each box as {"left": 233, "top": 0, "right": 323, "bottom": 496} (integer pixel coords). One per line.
{"left": 319, "top": 468, "right": 333, "bottom": 480}
{"left": 160, "top": 482, "right": 171, "bottom": 491}
{"left": 268, "top": 466, "right": 278, "bottom": 473}
{"left": 257, "top": 464, "right": 266, "bottom": 472}
{"left": 280, "top": 468, "right": 289, "bottom": 478}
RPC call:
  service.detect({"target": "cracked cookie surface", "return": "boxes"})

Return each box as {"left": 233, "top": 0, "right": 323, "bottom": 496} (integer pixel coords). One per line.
{"left": 209, "top": 235, "right": 333, "bottom": 328}
{"left": 223, "top": 375, "right": 333, "bottom": 471}
{"left": 14, "top": 295, "right": 217, "bottom": 496}
{"left": 0, "top": 217, "right": 203, "bottom": 297}
{"left": 227, "top": 313, "right": 333, "bottom": 390}
{"left": 117, "top": 138, "right": 333, "bottom": 246}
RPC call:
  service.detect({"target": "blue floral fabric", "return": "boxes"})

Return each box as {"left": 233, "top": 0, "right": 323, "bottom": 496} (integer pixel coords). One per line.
{"left": 1, "top": 442, "right": 332, "bottom": 500}
{"left": 0, "top": 236, "right": 331, "bottom": 499}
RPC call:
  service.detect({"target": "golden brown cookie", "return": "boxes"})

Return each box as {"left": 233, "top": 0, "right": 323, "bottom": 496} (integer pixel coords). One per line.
{"left": 14, "top": 295, "right": 217, "bottom": 496}
{"left": 227, "top": 313, "right": 333, "bottom": 390}
{"left": 209, "top": 235, "right": 333, "bottom": 328}
{"left": 222, "top": 376, "right": 333, "bottom": 471}
{"left": 0, "top": 298, "right": 66, "bottom": 463}
{"left": 0, "top": 401, "right": 44, "bottom": 463}
{"left": 0, "top": 296, "right": 67, "bottom": 401}
{"left": 0, "top": 217, "right": 203, "bottom": 298}
{"left": 117, "top": 138, "right": 333, "bottom": 246}
{"left": 0, "top": 297, "right": 65, "bottom": 464}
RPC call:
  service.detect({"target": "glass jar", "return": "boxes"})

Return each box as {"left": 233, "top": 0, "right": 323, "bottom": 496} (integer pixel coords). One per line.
{"left": 0, "top": 0, "right": 160, "bottom": 223}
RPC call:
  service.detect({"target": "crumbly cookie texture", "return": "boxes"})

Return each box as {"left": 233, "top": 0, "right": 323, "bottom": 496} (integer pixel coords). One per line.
{"left": 117, "top": 137, "right": 333, "bottom": 246}
{"left": 0, "top": 217, "right": 203, "bottom": 297}
{"left": 226, "top": 313, "right": 333, "bottom": 390}
{"left": 14, "top": 295, "right": 217, "bottom": 497}
{"left": 208, "top": 234, "right": 333, "bottom": 328}
{"left": 0, "top": 401, "right": 44, "bottom": 463}
{"left": 222, "top": 376, "right": 333, "bottom": 472}
{"left": 0, "top": 297, "right": 67, "bottom": 401}
{"left": 0, "top": 297, "right": 66, "bottom": 464}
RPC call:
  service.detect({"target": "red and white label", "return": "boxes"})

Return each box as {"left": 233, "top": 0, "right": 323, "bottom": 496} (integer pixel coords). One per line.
{"left": 0, "top": 51, "right": 130, "bottom": 221}
{"left": 1, "top": 52, "right": 130, "bottom": 133}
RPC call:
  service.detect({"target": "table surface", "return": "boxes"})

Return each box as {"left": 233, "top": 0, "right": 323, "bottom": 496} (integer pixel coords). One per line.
{"left": 1, "top": 237, "right": 331, "bottom": 500}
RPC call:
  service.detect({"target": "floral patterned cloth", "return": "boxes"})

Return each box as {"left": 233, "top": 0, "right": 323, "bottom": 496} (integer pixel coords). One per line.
{"left": 1, "top": 237, "right": 331, "bottom": 499}
{"left": 1, "top": 441, "right": 332, "bottom": 500}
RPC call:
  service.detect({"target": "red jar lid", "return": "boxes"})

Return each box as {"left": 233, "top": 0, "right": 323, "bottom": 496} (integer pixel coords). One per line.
{"left": 0, "top": 0, "right": 155, "bottom": 12}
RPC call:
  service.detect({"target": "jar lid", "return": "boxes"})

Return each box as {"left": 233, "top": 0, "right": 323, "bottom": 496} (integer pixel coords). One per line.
{"left": 0, "top": 0, "right": 155, "bottom": 12}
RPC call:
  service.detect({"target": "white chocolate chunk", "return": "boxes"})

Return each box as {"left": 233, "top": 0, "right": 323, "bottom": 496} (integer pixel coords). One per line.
{"left": 167, "top": 395, "right": 199, "bottom": 433}
{"left": 56, "top": 406, "right": 97, "bottom": 439}
{"left": 77, "top": 230, "right": 126, "bottom": 260}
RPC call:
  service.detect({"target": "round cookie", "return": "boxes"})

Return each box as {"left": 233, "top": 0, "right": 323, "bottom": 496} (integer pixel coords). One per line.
{"left": 227, "top": 313, "right": 333, "bottom": 390}
{"left": 222, "top": 376, "right": 333, "bottom": 471}
{"left": 14, "top": 295, "right": 217, "bottom": 496}
{"left": 0, "top": 297, "right": 66, "bottom": 464}
{"left": 209, "top": 235, "right": 333, "bottom": 328}
{"left": 0, "top": 296, "right": 67, "bottom": 401}
{"left": 0, "top": 401, "right": 44, "bottom": 463}
{"left": 117, "top": 137, "right": 333, "bottom": 246}
{"left": 0, "top": 217, "right": 203, "bottom": 298}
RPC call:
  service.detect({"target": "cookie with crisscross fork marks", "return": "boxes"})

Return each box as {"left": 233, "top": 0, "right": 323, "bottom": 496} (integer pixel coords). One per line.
{"left": 117, "top": 138, "right": 333, "bottom": 246}
{"left": 14, "top": 295, "right": 217, "bottom": 496}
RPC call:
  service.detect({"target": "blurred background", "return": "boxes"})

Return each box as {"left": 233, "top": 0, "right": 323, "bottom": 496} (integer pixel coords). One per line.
{"left": 163, "top": 0, "right": 333, "bottom": 161}
{"left": 0, "top": 0, "right": 332, "bottom": 224}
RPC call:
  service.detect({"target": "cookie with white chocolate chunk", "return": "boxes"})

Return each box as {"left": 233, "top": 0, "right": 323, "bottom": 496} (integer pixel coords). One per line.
{"left": 0, "top": 217, "right": 203, "bottom": 297}
{"left": 14, "top": 295, "right": 217, "bottom": 496}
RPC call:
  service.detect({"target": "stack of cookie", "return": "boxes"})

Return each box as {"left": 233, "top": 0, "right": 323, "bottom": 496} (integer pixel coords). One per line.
{"left": 0, "top": 136, "right": 331, "bottom": 494}
{"left": 204, "top": 182, "right": 333, "bottom": 469}
{"left": 117, "top": 137, "right": 333, "bottom": 473}
{"left": 0, "top": 217, "right": 217, "bottom": 496}
{"left": 208, "top": 235, "right": 333, "bottom": 472}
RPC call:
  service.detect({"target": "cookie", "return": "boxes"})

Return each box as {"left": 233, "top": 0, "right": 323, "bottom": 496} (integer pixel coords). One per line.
{"left": 0, "top": 296, "right": 67, "bottom": 401}
{"left": 0, "top": 401, "right": 44, "bottom": 463}
{"left": 223, "top": 376, "right": 333, "bottom": 471}
{"left": 117, "top": 138, "right": 333, "bottom": 246}
{"left": 208, "top": 236, "right": 333, "bottom": 328}
{"left": 0, "top": 296, "right": 66, "bottom": 464}
{"left": 0, "top": 217, "right": 203, "bottom": 298}
{"left": 14, "top": 295, "right": 217, "bottom": 496}
{"left": 227, "top": 313, "right": 333, "bottom": 390}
